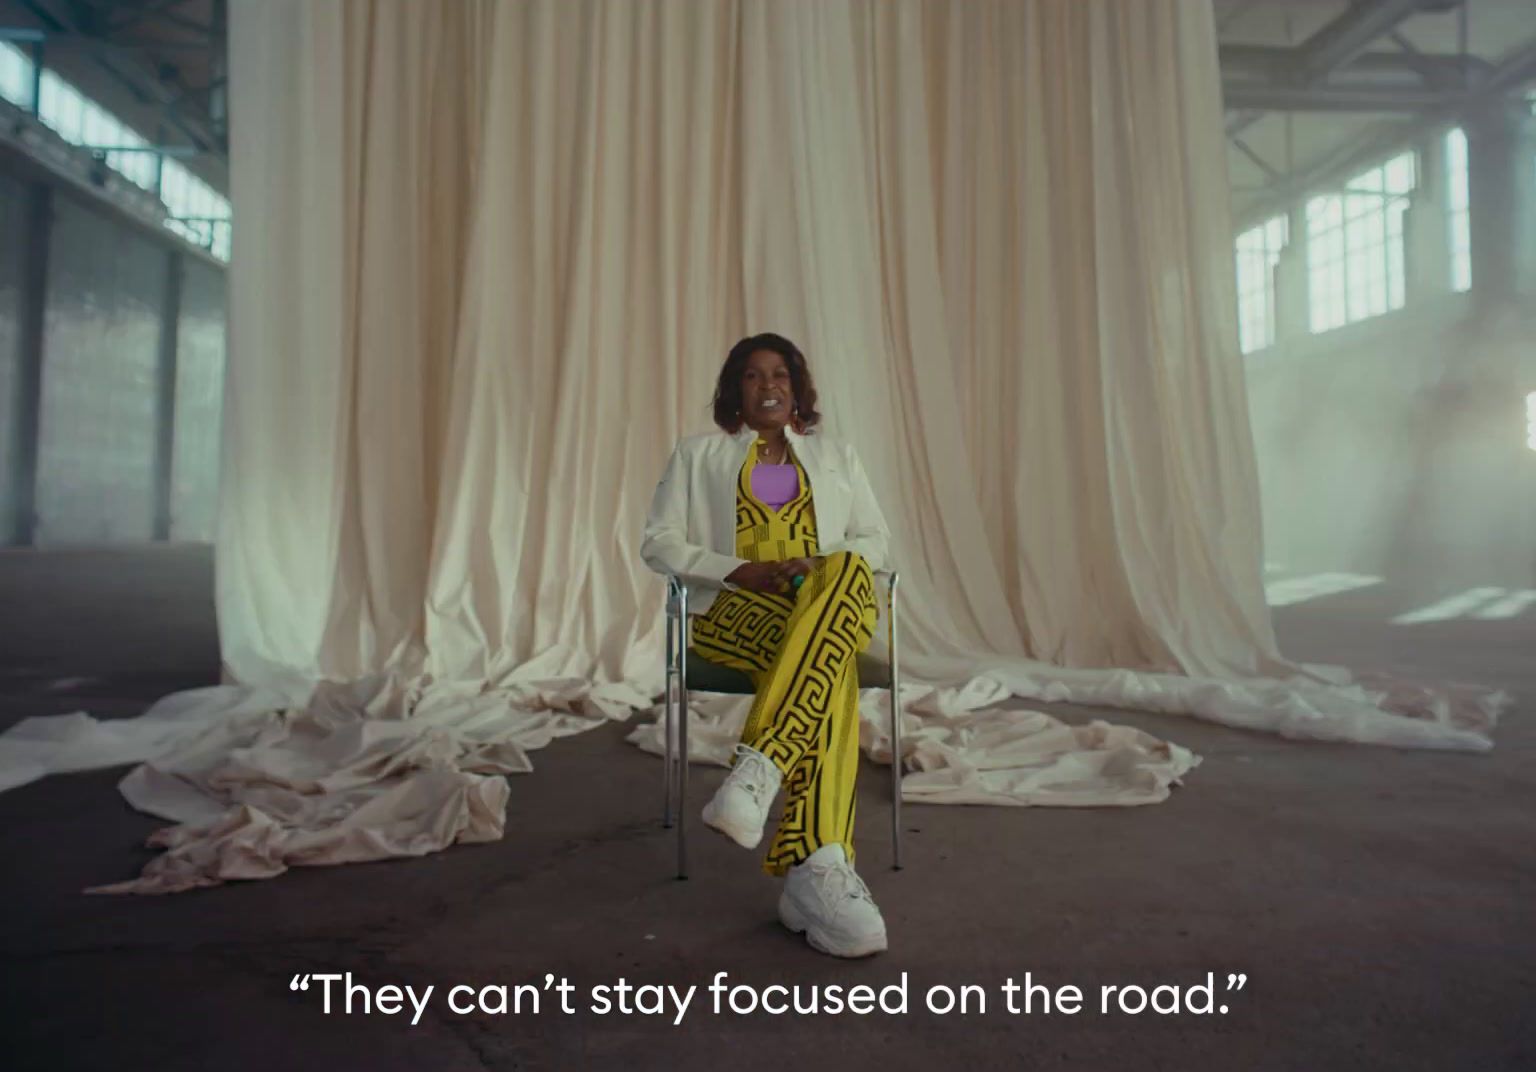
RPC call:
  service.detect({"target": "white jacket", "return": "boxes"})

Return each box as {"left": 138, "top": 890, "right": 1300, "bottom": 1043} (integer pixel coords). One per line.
{"left": 640, "top": 425, "right": 892, "bottom": 615}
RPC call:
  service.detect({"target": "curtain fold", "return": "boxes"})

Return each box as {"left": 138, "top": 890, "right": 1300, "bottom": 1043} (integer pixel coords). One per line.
{"left": 217, "top": 0, "right": 494, "bottom": 685}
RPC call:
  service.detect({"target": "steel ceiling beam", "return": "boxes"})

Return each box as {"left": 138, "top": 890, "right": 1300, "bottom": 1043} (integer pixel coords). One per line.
{"left": 1224, "top": 84, "right": 1457, "bottom": 113}
{"left": 1230, "top": 135, "right": 1282, "bottom": 181}
{"left": 109, "top": 8, "right": 211, "bottom": 39}
{"left": 1220, "top": 44, "right": 1490, "bottom": 88}
{"left": 1474, "top": 41, "right": 1536, "bottom": 97}
{"left": 1290, "top": 0, "right": 1436, "bottom": 85}
{"left": 0, "top": 26, "right": 208, "bottom": 52}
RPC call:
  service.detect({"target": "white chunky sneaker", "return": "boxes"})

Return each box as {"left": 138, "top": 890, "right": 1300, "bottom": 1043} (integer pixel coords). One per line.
{"left": 702, "top": 744, "right": 782, "bottom": 850}
{"left": 779, "top": 844, "right": 888, "bottom": 958}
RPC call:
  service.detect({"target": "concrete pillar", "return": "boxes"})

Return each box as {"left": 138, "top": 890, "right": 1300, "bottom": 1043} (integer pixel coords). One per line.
{"left": 1459, "top": 98, "right": 1536, "bottom": 438}
{"left": 153, "top": 253, "right": 183, "bottom": 541}
{"left": 1273, "top": 199, "right": 1309, "bottom": 342}
{"left": 1514, "top": 103, "right": 1536, "bottom": 301}
{"left": 1403, "top": 130, "right": 1452, "bottom": 303}
{"left": 1465, "top": 98, "right": 1536, "bottom": 309}
{"left": 8, "top": 180, "right": 51, "bottom": 546}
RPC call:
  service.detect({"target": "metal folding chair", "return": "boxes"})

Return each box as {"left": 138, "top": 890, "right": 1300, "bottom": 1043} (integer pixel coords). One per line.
{"left": 660, "top": 569, "right": 902, "bottom": 879}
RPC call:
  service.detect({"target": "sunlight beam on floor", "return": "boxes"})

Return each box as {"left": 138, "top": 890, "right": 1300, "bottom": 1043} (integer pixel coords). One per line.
{"left": 1264, "top": 572, "right": 1382, "bottom": 607}
{"left": 1391, "top": 587, "right": 1507, "bottom": 625}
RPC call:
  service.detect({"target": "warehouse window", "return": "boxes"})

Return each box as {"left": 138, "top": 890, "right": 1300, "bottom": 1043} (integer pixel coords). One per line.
{"left": 160, "top": 158, "right": 232, "bottom": 262}
{"left": 1307, "top": 150, "right": 1415, "bottom": 333}
{"left": 37, "top": 67, "right": 161, "bottom": 190}
{"left": 1235, "top": 214, "right": 1288, "bottom": 353}
{"left": 0, "top": 42, "right": 229, "bottom": 261}
{"left": 1446, "top": 127, "right": 1472, "bottom": 293}
{"left": 0, "top": 40, "right": 33, "bottom": 108}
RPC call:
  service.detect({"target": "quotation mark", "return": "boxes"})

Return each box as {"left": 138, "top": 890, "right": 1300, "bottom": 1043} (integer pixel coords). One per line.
{"left": 1220, "top": 973, "right": 1247, "bottom": 1014}
{"left": 290, "top": 974, "right": 311, "bottom": 992}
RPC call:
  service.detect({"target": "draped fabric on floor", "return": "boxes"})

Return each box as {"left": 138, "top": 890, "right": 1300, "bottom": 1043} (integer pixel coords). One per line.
{"left": 0, "top": 0, "right": 1503, "bottom": 893}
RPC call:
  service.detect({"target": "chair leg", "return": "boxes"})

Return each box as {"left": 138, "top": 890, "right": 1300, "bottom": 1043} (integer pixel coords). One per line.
{"left": 677, "top": 586, "right": 690, "bottom": 880}
{"left": 888, "top": 572, "right": 903, "bottom": 871}
{"left": 663, "top": 589, "right": 676, "bottom": 830}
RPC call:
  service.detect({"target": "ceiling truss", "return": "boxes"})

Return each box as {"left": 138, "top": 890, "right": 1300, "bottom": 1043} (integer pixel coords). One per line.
{"left": 1220, "top": 0, "right": 1536, "bottom": 225}
{"left": 1, "top": 0, "right": 225, "bottom": 163}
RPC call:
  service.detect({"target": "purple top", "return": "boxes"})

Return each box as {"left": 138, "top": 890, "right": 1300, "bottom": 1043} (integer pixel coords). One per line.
{"left": 751, "top": 464, "right": 800, "bottom": 509}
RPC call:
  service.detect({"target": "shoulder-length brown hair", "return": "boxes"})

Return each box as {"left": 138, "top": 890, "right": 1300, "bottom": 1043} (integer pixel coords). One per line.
{"left": 711, "top": 333, "right": 822, "bottom": 433}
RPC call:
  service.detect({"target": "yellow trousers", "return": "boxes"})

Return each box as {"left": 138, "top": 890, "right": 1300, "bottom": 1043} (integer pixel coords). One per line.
{"left": 693, "top": 549, "right": 877, "bottom": 875}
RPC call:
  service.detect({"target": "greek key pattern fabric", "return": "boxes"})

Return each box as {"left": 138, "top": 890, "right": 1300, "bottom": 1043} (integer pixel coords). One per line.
{"left": 691, "top": 444, "right": 876, "bottom": 875}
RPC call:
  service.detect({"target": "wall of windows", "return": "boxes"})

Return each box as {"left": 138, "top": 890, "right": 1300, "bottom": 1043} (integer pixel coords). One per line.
{"left": 0, "top": 42, "right": 229, "bottom": 261}
{"left": 0, "top": 45, "right": 227, "bottom": 545}
{"left": 1237, "top": 97, "right": 1536, "bottom": 344}
{"left": 1235, "top": 214, "right": 1288, "bottom": 354}
{"left": 1305, "top": 151, "right": 1415, "bottom": 334}
{"left": 1446, "top": 127, "right": 1472, "bottom": 293}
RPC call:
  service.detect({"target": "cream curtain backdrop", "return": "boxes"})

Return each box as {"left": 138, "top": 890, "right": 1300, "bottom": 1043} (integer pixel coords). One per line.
{"left": 0, "top": 0, "right": 1502, "bottom": 893}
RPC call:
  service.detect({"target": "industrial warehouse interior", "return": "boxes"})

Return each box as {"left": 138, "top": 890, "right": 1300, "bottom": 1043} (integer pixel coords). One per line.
{"left": 1, "top": 1, "right": 1533, "bottom": 1069}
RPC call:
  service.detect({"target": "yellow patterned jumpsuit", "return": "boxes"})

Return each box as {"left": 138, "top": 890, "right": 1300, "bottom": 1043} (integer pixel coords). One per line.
{"left": 690, "top": 440, "right": 878, "bottom": 875}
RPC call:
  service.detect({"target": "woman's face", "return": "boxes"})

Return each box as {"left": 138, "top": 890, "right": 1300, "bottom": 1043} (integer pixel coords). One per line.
{"left": 740, "top": 350, "right": 793, "bottom": 431}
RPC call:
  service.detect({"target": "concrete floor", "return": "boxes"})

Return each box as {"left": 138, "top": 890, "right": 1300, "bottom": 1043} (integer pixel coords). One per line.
{"left": 0, "top": 546, "right": 1531, "bottom": 1072}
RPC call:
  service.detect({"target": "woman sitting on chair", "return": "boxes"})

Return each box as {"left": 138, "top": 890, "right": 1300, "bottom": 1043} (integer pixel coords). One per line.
{"left": 640, "top": 332, "right": 893, "bottom": 958}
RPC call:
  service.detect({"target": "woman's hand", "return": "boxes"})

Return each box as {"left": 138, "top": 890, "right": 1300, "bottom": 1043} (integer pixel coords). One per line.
{"left": 726, "top": 558, "right": 822, "bottom": 594}
{"left": 777, "top": 557, "right": 821, "bottom": 585}
{"left": 726, "top": 561, "right": 790, "bottom": 594}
